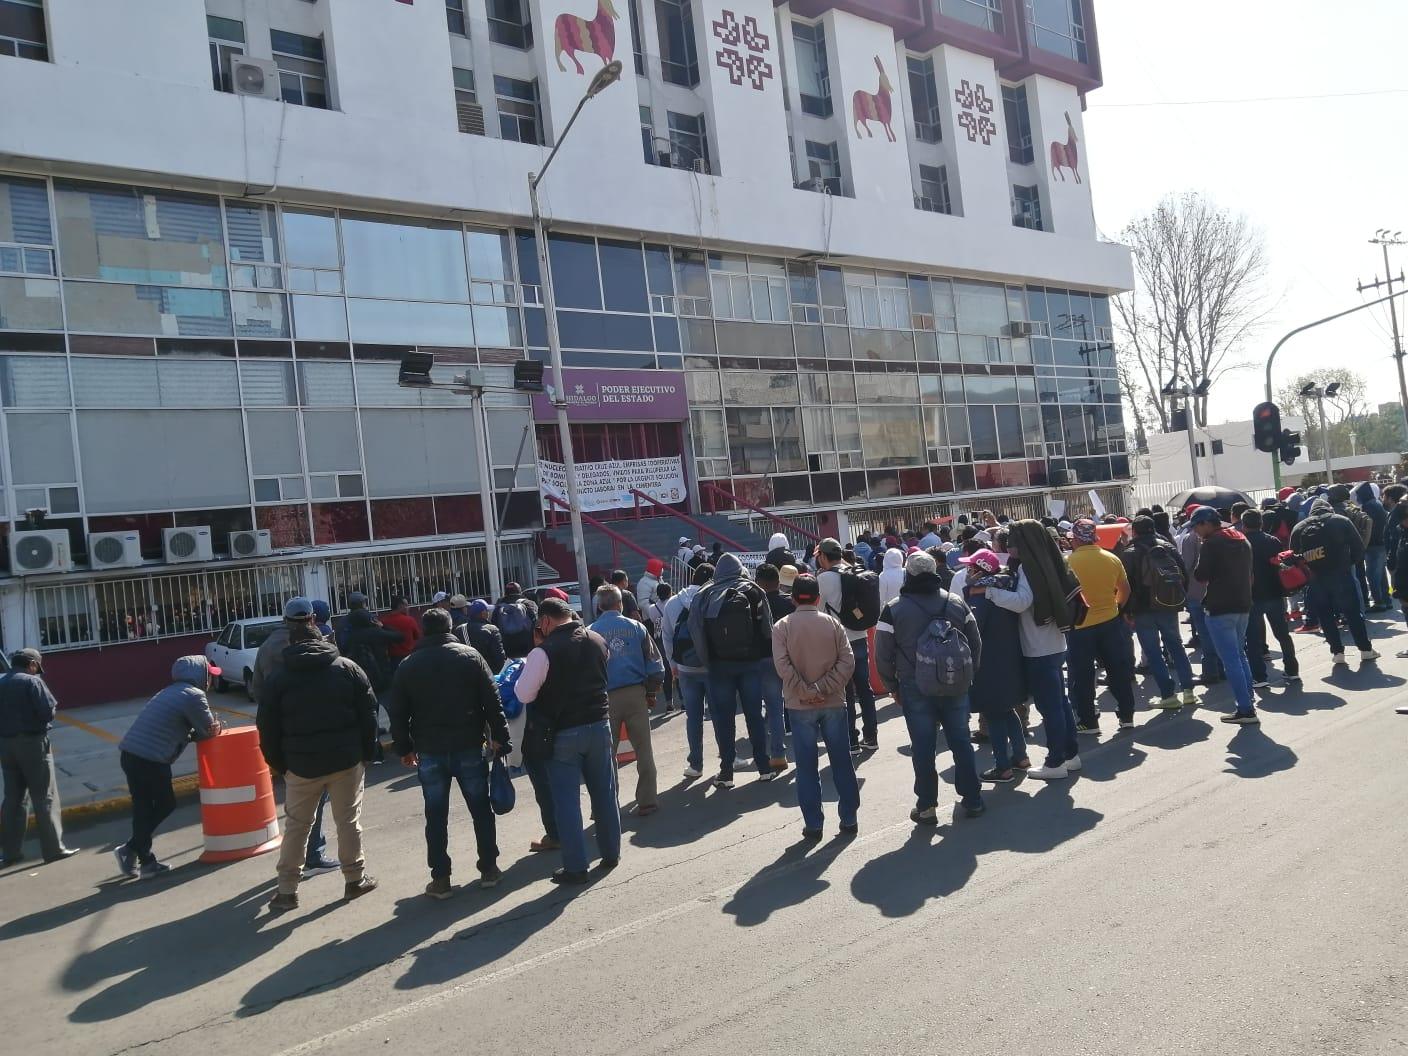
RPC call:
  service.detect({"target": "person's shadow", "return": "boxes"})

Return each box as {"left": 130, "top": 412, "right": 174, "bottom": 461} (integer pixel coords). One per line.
{"left": 721, "top": 836, "right": 849, "bottom": 927}
{"left": 1224, "top": 726, "right": 1298, "bottom": 779}
{"left": 0, "top": 857, "right": 210, "bottom": 940}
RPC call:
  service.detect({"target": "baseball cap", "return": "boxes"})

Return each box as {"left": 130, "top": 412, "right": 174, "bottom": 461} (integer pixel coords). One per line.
{"left": 678, "top": 536, "right": 690, "bottom": 546}
{"left": 432, "top": 591, "right": 449, "bottom": 604}
{"left": 778, "top": 565, "right": 799, "bottom": 588}
{"left": 959, "top": 548, "right": 1001, "bottom": 574}
{"left": 818, "top": 537, "right": 845, "bottom": 560}
{"left": 11, "top": 647, "right": 42, "bottom": 672}
{"left": 468, "top": 599, "right": 491, "bottom": 619}
{"left": 448, "top": 593, "right": 469, "bottom": 608}
{"left": 1057, "top": 519, "right": 1073, "bottom": 533}
{"left": 1071, "top": 519, "right": 1098, "bottom": 546}
{"left": 1187, "top": 505, "right": 1223, "bottom": 527}
{"left": 792, "top": 574, "right": 820, "bottom": 604}
{"left": 311, "top": 599, "right": 330, "bottom": 621}
{"left": 543, "top": 587, "right": 569, "bottom": 602}
{"left": 283, "top": 596, "right": 314, "bottom": 620}
{"left": 904, "top": 551, "right": 937, "bottom": 577}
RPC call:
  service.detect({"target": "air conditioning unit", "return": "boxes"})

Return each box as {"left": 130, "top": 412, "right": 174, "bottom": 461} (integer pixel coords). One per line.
{"left": 796, "top": 177, "right": 826, "bottom": 192}
{"left": 656, "top": 150, "right": 673, "bottom": 168}
{"left": 229, "top": 529, "right": 272, "bottom": 559}
{"left": 692, "top": 157, "right": 709, "bottom": 174}
{"left": 10, "top": 529, "right": 72, "bottom": 576}
{"left": 232, "top": 56, "right": 280, "bottom": 101}
{"left": 1008, "top": 320, "right": 1035, "bottom": 338}
{"left": 456, "top": 100, "right": 486, "bottom": 135}
{"left": 88, "top": 531, "right": 143, "bottom": 570}
{"left": 163, "top": 526, "right": 214, "bottom": 564}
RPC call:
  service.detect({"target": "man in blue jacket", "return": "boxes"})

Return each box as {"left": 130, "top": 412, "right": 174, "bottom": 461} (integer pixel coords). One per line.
{"left": 590, "top": 585, "right": 664, "bottom": 815}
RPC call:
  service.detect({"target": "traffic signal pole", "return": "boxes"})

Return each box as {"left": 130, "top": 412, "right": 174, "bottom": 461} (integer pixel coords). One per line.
{"left": 1264, "top": 288, "right": 1408, "bottom": 488}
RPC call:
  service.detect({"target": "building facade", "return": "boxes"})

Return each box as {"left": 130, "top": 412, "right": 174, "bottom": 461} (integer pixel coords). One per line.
{"left": 0, "top": 0, "right": 1130, "bottom": 703}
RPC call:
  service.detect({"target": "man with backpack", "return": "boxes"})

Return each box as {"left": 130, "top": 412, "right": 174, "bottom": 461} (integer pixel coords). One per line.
{"left": 1238, "top": 509, "right": 1300, "bottom": 688}
{"left": 815, "top": 537, "right": 881, "bottom": 754}
{"left": 457, "top": 599, "right": 507, "bottom": 674}
{"left": 687, "top": 553, "right": 774, "bottom": 789}
{"left": 1291, "top": 496, "right": 1379, "bottom": 667}
{"left": 492, "top": 583, "right": 539, "bottom": 660}
{"left": 341, "top": 593, "right": 403, "bottom": 763}
{"left": 662, "top": 563, "right": 714, "bottom": 779}
{"left": 1120, "top": 516, "right": 1197, "bottom": 710}
{"left": 875, "top": 551, "right": 985, "bottom": 824}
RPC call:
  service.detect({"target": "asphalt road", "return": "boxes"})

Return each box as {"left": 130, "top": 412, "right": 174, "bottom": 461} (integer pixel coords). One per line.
{"left": 5, "top": 618, "right": 1408, "bottom": 1056}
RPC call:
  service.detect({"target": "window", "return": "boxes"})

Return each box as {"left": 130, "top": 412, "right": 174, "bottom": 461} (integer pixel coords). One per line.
{"left": 1003, "top": 84, "right": 1034, "bottom": 164}
{"left": 640, "top": 105, "right": 656, "bottom": 165}
{"left": 792, "top": 21, "right": 831, "bottom": 118}
{"left": 844, "top": 270, "right": 910, "bottom": 330}
{"left": 1026, "top": 0, "right": 1088, "bottom": 63}
{"left": 0, "top": 175, "right": 55, "bottom": 286}
{"left": 488, "top": 0, "right": 532, "bottom": 48}
{"left": 446, "top": 0, "right": 467, "bottom": 36}
{"left": 709, "top": 256, "right": 788, "bottom": 322}
{"left": 1012, "top": 184, "right": 1044, "bottom": 231}
{"left": 453, "top": 67, "right": 485, "bottom": 134}
{"left": 940, "top": 0, "right": 1003, "bottom": 33}
{"left": 1194, "top": 442, "right": 1206, "bottom": 459}
{"left": 917, "top": 165, "right": 952, "bottom": 215}
{"left": 629, "top": 0, "right": 644, "bottom": 74}
{"left": 656, "top": 0, "right": 699, "bottom": 87}
{"left": 0, "top": 0, "right": 47, "bottom": 60}
{"left": 270, "top": 30, "right": 329, "bottom": 109}
{"left": 666, "top": 111, "right": 709, "bottom": 173}
{"left": 804, "top": 141, "right": 841, "bottom": 195}
{"left": 55, "top": 181, "right": 227, "bottom": 287}
{"left": 907, "top": 56, "right": 941, "bottom": 142}
{"left": 208, "top": 16, "right": 245, "bottom": 93}
{"left": 495, "top": 76, "right": 541, "bottom": 144}
{"left": 1211, "top": 439, "right": 1224, "bottom": 456}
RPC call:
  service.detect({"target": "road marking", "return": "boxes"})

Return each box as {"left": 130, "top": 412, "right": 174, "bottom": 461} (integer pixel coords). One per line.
{"left": 210, "top": 703, "right": 256, "bottom": 722}
{"left": 53, "top": 712, "right": 120, "bottom": 744}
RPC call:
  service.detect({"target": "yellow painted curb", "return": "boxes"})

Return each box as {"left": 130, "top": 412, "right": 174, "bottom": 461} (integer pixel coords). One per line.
{"left": 60, "top": 773, "right": 201, "bottom": 823}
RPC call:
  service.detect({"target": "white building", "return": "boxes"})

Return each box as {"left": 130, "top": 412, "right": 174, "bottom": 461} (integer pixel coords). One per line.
{"left": 1135, "top": 416, "right": 1310, "bottom": 496}
{"left": 0, "top": 0, "right": 1130, "bottom": 703}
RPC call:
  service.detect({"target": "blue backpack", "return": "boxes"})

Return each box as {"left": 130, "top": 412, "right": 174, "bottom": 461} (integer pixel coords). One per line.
{"left": 496, "top": 658, "right": 526, "bottom": 720}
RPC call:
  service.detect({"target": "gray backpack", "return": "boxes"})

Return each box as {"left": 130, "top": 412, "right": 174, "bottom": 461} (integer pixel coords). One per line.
{"left": 912, "top": 596, "right": 973, "bottom": 698}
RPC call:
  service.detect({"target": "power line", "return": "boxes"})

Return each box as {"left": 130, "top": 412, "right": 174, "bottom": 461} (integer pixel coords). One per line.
{"left": 1091, "top": 88, "right": 1408, "bottom": 109}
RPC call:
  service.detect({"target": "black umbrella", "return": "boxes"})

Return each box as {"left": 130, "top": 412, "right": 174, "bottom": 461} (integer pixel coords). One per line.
{"left": 1167, "top": 485, "right": 1254, "bottom": 515}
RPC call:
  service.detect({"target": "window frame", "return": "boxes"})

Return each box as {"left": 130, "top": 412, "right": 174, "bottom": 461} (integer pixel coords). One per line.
{"left": 494, "top": 75, "right": 542, "bottom": 145}
{"left": 655, "top": 0, "right": 700, "bottom": 87}
{"left": 0, "top": 0, "right": 48, "bottom": 61}
{"left": 792, "top": 20, "right": 833, "bottom": 118}
{"left": 446, "top": 0, "right": 468, "bottom": 36}
{"left": 270, "top": 29, "right": 330, "bottom": 110}
{"left": 917, "top": 164, "right": 952, "bottom": 215}
{"left": 208, "top": 15, "right": 245, "bottom": 94}
{"left": 906, "top": 55, "right": 942, "bottom": 143}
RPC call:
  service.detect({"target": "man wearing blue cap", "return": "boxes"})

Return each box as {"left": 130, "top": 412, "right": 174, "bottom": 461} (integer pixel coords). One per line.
{"left": 457, "top": 599, "right": 507, "bottom": 674}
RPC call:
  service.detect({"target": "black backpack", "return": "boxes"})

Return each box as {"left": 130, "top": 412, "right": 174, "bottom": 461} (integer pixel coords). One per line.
{"left": 671, "top": 598, "right": 700, "bottom": 667}
{"left": 834, "top": 565, "right": 881, "bottom": 632}
{"left": 704, "top": 585, "right": 762, "bottom": 662}
{"left": 1140, "top": 542, "right": 1188, "bottom": 610}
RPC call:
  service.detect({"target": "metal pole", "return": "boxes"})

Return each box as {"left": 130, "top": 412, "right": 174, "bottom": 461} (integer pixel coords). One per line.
{"left": 1317, "top": 394, "right": 1332, "bottom": 482}
{"left": 1182, "top": 398, "right": 1201, "bottom": 487}
{"left": 470, "top": 389, "right": 504, "bottom": 600}
{"left": 1380, "top": 242, "right": 1408, "bottom": 439}
{"left": 529, "top": 176, "right": 591, "bottom": 596}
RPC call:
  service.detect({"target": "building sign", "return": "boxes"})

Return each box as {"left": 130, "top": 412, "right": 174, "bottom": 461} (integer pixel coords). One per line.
{"left": 530, "top": 368, "right": 688, "bottom": 422}
{"left": 539, "top": 455, "right": 686, "bottom": 512}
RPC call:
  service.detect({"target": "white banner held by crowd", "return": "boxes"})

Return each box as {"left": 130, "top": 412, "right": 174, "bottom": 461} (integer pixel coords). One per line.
{"left": 539, "top": 456, "right": 687, "bottom": 513}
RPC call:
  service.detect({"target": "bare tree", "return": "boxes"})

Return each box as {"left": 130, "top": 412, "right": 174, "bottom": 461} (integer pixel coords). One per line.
{"left": 1114, "top": 193, "right": 1271, "bottom": 428}
{"left": 1115, "top": 352, "right": 1156, "bottom": 453}
{"left": 1276, "top": 367, "right": 1369, "bottom": 460}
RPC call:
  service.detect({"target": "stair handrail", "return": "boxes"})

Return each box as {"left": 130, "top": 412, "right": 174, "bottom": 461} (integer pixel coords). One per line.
{"left": 699, "top": 482, "right": 823, "bottom": 543}
{"left": 628, "top": 489, "right": 745, "bottom": 551}
{"left": 544, "top": 495, "right": 658, "bottom": 563}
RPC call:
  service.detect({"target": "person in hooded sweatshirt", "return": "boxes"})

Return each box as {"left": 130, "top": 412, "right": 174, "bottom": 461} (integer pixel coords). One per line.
{"left": 959, "top": 548, "right": 1029, "bottom": 783}
{"left": 259, "top": 622, "right": 379, "bottom": 911}
{"left": 878, "top": 547, "right": 906, "bottom": 611}
{"left": 1291, "top": 495, "right": 1379, "bottom": 666}
{"left": 662, "top": 563, "right": 715, "bottom": 779}
{"left": 1189, "top": 506, "right": 1259, "bottom": 725}
{"left": 115, "top": 656, "right": 223, "bottom": 879}
{"left": 1355, "top": 481, "right": 1392, "bottom": 612}
{"left": 765, "top": 532, "right": 796, "bottom": 570}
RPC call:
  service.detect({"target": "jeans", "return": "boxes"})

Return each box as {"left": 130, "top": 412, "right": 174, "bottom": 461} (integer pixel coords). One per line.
{"left": 706, "top": 660, "right": 769, "bottom": 779}
{"left": 1, "top": 734, "right": 65, "bottom": 860}
{"left": 121, "top": 751, "right": 175, "bottom": 865}
{"left": 1247, "top": 599, "right": 1298, "bottom": 682}
{"left": 677, "top": 671, "right": 709, "bottom": 772}
{"left": 986, "top": 710, "right": 1027, "bottom": 770}
{"left": 845, "top": 635, "right": 878, "bottom": 746}
{"left": 899, "top": 683, "right": 983, "bottom": 810}
{"left": 1308, "top": 572, "right": 1373, "bottom": 655}
{"left": 1025, "top": 652, "right": 1079, "bottom": 768}
{"left": 1186, "top": 598, "right": 1223, "bottom": 679}
{"left": 1204, "top": 611, "right": 1254, "bottom": 715}
{"left": 546, "top": 720, "right": 621, "bottom": 875}
{"left": 787, "top": 706, "right": 859, "bottom": 831}
{"left": 1366, "top": 546, "right": 1390, "bottom": 608}
{"left": 757, "top": 658, "right": 788, "bottom": 761}
{"left": 1133, "top": 610, "right": 1195, "bottom": 698}
{"left": 523, "top": 757, "right": 557, "bottom": 841}
{"left": 1067, "top": 618, "right": 1137, "bottom": 725}
{"left": 416, "top": 749, "right": 498, "bottom": 879}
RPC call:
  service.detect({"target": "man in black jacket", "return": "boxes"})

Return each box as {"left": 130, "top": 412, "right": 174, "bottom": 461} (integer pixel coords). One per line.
{"left": 389, "top": 607, "right": 511, "bottom": 899}
{"left": 514, "top": 598, "right": 617, "bottom": 886}
{"left": 1292, "top": 496, "right": 1379, "bottom": 666}
{"left": 258, "top": 624, "right": 380, "bottom": 912}
{"left": 1119, "top": 517, "right": 1196, "bottom": 709}
{"left": 458, "top": 600, "right": 507, "bottom": 674}
{"left": 492, "top": 583, "right": 539, "bottom": 659}
{"left": 1240, "top": 510, "right": 1299, "bottom": 687}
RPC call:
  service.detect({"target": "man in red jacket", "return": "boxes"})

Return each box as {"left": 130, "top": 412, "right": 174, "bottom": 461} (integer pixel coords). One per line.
{"left": 381, "top": 595, "right": 421, "bottom": 676}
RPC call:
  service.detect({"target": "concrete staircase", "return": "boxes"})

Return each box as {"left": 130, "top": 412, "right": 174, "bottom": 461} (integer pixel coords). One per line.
{"left": 540, "top": 513, "right": 775, "bottom": 584}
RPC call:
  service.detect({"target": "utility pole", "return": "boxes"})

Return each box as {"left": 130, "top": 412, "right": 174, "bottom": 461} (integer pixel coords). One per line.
{"left": 1358, "top": 230, "right": 1408, "bottom": 438}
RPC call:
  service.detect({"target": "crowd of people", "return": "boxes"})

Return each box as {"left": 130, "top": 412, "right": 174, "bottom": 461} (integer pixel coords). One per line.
{"left": 2, "top": 479, "right": 1404, "bottom": 907}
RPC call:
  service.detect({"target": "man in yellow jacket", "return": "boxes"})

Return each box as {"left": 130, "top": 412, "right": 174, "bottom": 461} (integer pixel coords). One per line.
{"left": 1067, "top": 518, "right": 1136, "bottom": 735}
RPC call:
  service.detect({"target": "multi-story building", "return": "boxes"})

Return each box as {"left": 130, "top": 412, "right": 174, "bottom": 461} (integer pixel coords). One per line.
{"left": 0, "top": 0, "right": 1130, "bottom": 703}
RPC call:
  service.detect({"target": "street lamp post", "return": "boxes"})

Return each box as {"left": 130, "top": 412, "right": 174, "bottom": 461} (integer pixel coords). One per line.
{"left": 1301, "top": 380, "right": 1340, "bottom": 483}
{"left": 1161, "top": 379, "right": 1209, "bottom": 488}
{"left": 528, "top": 59, "right": 623, "bottom": 597}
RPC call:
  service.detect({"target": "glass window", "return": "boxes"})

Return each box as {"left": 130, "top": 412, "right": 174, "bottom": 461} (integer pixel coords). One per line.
{"left": 804, "top": 141, "right": 842, "bottom": 195}
{"left": 446, "top": 0, "right": 467, "bottom": 35}
{"left": 655, "top": 0, "right": 699, "bottom": 87}
{"left": 291, "top": 294, "right": 347, "bottom": 341}
{"left": 793, "top": 22, "right": 832, "bottom": 118}
{"left": 341, "top": 213, "right": 468, "bottom": 302}
{"left": 953, "top": 280, "right": 1009, "bottom": 337}
{"left": 240, "top": 360, "right": 297, "bottom": 405}
{"left": 247, "top": 409, "right": 302, "bottom": 475}
{"left": 55, "top": 182, "right": 227, "bottom": 287}
{"left": 76, "top": 409, "right": 249, "bottom": 512}
{"left": 346, "top": 299, "right": 473, "bottom": 345}
{"left": 917, "top": 164, "right": 952, "bottom": 215}
{"left": 233, "top": 292, "right": 289, "bottom": 338}
{"left": 996, "top": 405, "right": 1024, "bottom": 459}
{"left": 487, "top": 0, "right": 533, "bottom": 48}
{"left": 1002, "top": 84, "right": 1035, "bottom": 164}
{"left": 939, "top": 0, "right": 1003, "bottom": 33}
{"left": 721, "top": 371, "right": 799, "bottom": 405}
{"left": 304, "top": 409, "right": 360, "bottom": 472}
{"left": 598, "top": 239, "right": 649, "bottom": 313}
{"left": 466, "top": 227, "right": 513, "bottom": 283}
{"left": 1012, "top": 184, "right": 1044, "bottom": 231}
{"left": 0, "top": 175, "right": 52, "bottom": 248}
{"left": 271, "top": 29, "right": 329, "bottom": 109}
{"left": 495, "top": 76, "right": 541, "bottom": 144}
{"left": 907, "top": 56, "right": 941, "bottom": 142}
{"left": 725, "top": 407, "right": 776, "bottom": 474}
{"left": 208, "top": 15, "right": 244, "bottom": 92}
{"left": 548, "top": 235, "right": 602, "bottom": 310}
{"left": 298, "top": 360, "right": 355, "bottom": 406}
{"left": 453, "top": 67, "right": 482, "bottom": 133}
{"left": 0, "top": 276, "right": 62, "bottom": 330}
{"left": 63, "top": 282, "right": 232, "bottom": 337}
{"left": 0, "top": 0, "right": 48, "bottom": 60}
{"left": 859, "top": 406, "right": 923, "bottom": 468}
{"left": 0, "top": 357, "right": 68, "bottom": 407}
{"left": 666, "top": 111, "right": 710, "bottom": 174}
{"left": 691, "top": 408, "right": 727, "bottom": 459}
{"left": 283, "top": 209, "right": 340, "bottom": 269}
{"left": 8, "top": 411, "right": 74, "bottom": 485}
{"left": 1027, "top": 0, "right": 1088, "bottom": 62}
{"left": 361, "top": 407, "right": 477, "bottom": 496}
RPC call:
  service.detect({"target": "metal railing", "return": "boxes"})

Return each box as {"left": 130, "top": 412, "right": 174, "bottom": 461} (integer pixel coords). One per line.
{"left": 323, "top": 540, "right": 536, "bottom": 614}
{"left": 701, "top": 482, "right": 822, "bottom": 544}
{"left": 629, "top": 489, "right": 744, "bottom": 551}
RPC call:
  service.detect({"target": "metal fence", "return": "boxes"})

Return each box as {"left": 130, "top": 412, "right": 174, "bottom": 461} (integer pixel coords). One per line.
{"left": 734, "top": 510, "right": 824, "bottom": 552}
{"left": 323, "top": 540, "right": 536, "bottom": 615}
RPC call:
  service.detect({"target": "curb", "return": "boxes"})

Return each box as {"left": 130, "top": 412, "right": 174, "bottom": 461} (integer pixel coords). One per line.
{"left": 61, "top": 773, "right": 201, "bottom": 824}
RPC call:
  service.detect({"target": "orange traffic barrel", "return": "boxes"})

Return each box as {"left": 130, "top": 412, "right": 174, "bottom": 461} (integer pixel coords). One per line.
{"left": 867, "top": 626, "right": 886, "bottom": 696}
{"left": 615, "top": 720, "right": 636, "bottom": 765}
{"left": 196, "top": 727, "right": 281, "bottom": 864}
{"left": 1095, "top": 523, "right": 1127, "bottom": 551}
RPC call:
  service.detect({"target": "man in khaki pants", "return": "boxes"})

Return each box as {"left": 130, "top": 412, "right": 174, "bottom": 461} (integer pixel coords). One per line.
{"left": 589, "top": 585, "right": 664, "bottom": 816}
{"left": 257, "top": 621, "right": 380, "bottom": 912}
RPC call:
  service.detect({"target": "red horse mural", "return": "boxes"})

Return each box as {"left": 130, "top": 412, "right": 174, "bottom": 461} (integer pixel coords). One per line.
{"left": 1050, "top": 111, "right": 1081, "bottom": 183}
{"left": 554, "top": 0, "right": 619, "bottom": 75}
{"left": 852, "top": 56, "right": 895, "bottom": 141}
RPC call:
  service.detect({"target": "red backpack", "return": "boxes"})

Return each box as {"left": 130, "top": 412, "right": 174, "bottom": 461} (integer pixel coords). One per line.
{"left": 1275, "top": 550, "right": 1309, "bottom": 595}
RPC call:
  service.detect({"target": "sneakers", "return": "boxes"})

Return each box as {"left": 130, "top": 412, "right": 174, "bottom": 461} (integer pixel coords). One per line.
{"left": 1361, "top": 649, "right": 1381, "bottom": 662}
{"left": 759, "top": 770, "right": 782, "bottom": 782}
{"left": 838, "top": 822, "right": 859, "bottom": 836}
{"left": 849, "top": 743, "right": 863, "bottom": 757}
{"left": 1285, "top": 673, "right": 1302, "bottom": 684}
{"left": 551, "top": 868, "right": 590, "bottom": 886}
{"left": 1180, "top": 688, "right": 1198, "bottom": 706}
{"left": 1250, "top": 680, "right": 1271, "bottom": 690}
{"left": 478, "top": 865, "right": 502, "bottom": 889}
{"left": 980, "top": 767, "right": 1016, "bottom": 783}
{"left": 962, "top": 800, "right": 987, "bottom": 819}
{"left": 712, "top": 773, "right": 735, "bottom": 790}
{"left": 910, "top": 806, "right": 938, "bottom": 825}
{"left": 425, "top": 876, "right": 453, "bottom": 900}
{"left": 113, "top": 844, "right": 137, "bottom": 879}
{"left": 1117, "top": 719, "right": 1135, "bottom": 731}
{"left": 344, "top": 875, "right": 378, "bottom": 900}
{"left": 1220, "top": 711, "right": 1260, "bottom": 725}
{"left": 1076, "top": 722, "right": 1100, "bottom": 736}
{"left": 1064, "top": 754, "right": 1083, "bottom": 771}
{"left": 1027, "top": 764, "right": 1069, "bottom": 780}
{"left": 682, "top": 765, "right": 703, "bottom": 779}
{"left": 801, "top": 827, "right": 824, "bottom": 841}
{"left": 45, "top": 846, "right": 79, "bottom": 863}
{"left": 858, "top": 738, "right": 878, "bottom": 752}
{"left": 302, "top": 856, "right": 339, "bottom": 877}
{"left": 268, "top": 891, "right": 299, "bottom": 913}
{"left": 1331, "top": 653, "right": 1347, "bottom": 665}
{"left": 139, "top": 860, "right": 171, "bottom": 879}
{"left": 1156, "top": 695, "right": 1181, "bottom": 709}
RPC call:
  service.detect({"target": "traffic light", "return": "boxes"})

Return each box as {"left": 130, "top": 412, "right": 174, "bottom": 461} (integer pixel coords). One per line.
{"left": 1253, "top": 402, "right": 1281, "bottom": 453}
{"left": 1279, "top": 428, "right": 1302, "bottom": 466}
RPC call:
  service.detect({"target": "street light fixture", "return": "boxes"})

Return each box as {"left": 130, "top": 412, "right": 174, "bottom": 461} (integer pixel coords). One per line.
{"left": 1299, "top": 383, "right": 1336, "bottom": 481}
{"left": 528, "top": 58, "right": 623, "bottom": 598}
{"left": 1159, "top": 378, "right": 1208, "bottom": 487}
